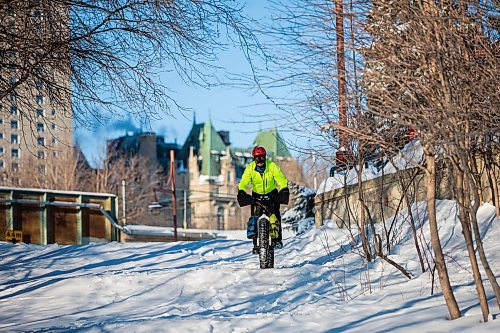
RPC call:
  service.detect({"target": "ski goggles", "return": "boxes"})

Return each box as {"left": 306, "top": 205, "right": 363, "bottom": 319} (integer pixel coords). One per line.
{"left": 254, "top": 155, "right": 266, "bottom": 163}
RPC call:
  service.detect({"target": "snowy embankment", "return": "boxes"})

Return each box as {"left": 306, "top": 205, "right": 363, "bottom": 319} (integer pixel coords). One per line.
{"left": 0, "top": 201, "right": 499, "bottom": 332}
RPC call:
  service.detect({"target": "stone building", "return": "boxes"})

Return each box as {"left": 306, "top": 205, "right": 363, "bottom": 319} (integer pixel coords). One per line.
{"left": 182, "top": 119, "right": 301, "bottom": 230}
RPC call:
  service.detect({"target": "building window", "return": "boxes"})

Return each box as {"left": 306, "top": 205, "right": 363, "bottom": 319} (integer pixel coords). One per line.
{"left": 36, "top": 108, "right": 44, "bottom": 117}
{"left": 11, "top": 148, "right": 19, "bottom": 158}
{"left": 35, "top": 79, "right": 43, "bottom": 90}
{"left": 9, "top": 77, "right": 16, "bottom": 84}
{"left": 36, "top": 123, "right": 44, "bottom": 132}
{"left": 10, "top": 120, "right": 18, "bottom": 129}
{"left": 51, "top": 109, "right": 56, "bottom": 116}
{"left": 52, "top": 151, "right": 58, "bottom": 157}
{"left": 36, "top": 95, "right": 44, "bottom": 104}
{"left": 37, "top": 137, "right": 45, "bottom": 145}
{"left": 11, "top": 134, "right": 18, "bottom": 144}
{"left": 37, "top": 151, "right": 45, "bottom": 160}
{"left": 9, "top": 91, "right": 16, "bottom": 102}
{"left": 0, "top": 160, "right": 3, "bottom": 169}
{"left": 217, "top": 207, "right": 225, "bottom": 230}
{"left": 0, "top": 147, "right": 4, "bottom": 155}
{"left": 10, "top": 105, "right": 17, "bottom": 115}
{"left": 12, "top": 162, "right": 19, "bottom": 171}
{"left": 0, "top": 118, "right": 3, "bottom": 125}
{"left": 51, "top": 136, "right": 56, "bottom": 144}
{"left": 50, "top": 123, "right": 56, "bottom": 130}
{"left": 0, "top": 133, "right": 3, "bottom": 139}
{"left": 38, "top": 165, "right": 46, "bottom": 173}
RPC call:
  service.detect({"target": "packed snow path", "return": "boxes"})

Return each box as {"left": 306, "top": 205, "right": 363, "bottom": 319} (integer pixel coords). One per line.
{"left": 0, "top": 201, "right": 499, "bottom": 332}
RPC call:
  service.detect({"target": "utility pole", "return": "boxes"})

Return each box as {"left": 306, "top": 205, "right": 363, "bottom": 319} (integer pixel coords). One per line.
{"left": 121, "top": 179, "right": 126, "bottom": 225}
{"left": 313, "top": 153, "right": 317, "bottom": 190}
{"left": 183, "top": 189, "right": 187, "bottom": 229}
{"left": 170, "top": 150, "right": 178, "bottom": 241}
{"left": 334, "top": 0, "right": 348, "bottom": 166}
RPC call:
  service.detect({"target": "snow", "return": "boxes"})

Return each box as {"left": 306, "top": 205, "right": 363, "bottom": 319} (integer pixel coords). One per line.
{"left": 317, "top": 140, "right": 424, "bottom": 195}
{"left": 199, "top": 174, "right": 224, "bottom": 184}
{"left": 0, "top": 186, "right": 116, "bottom": 198}
{"left": 0, "top": 201, "right": 499, "bottom": 332}
{"left": 124, "top": 225, "right": 227, "bottom": 239}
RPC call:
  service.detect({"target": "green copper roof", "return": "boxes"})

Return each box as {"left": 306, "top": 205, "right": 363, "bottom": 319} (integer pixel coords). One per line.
{"left": 198, "top": 119, "right": 228, "bottom": 177}
{"left": 179, "top": 123, "right": 204, "bottom": 163}
{"left": 253, "top": 128, "right": 291, "bottom": 158}
{"left": 181, "top": 123, "right": 291, "bottom": 178}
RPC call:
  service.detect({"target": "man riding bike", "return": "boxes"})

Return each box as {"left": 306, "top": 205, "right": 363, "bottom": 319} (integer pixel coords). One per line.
{"left": 237, "top": 146, "right": 290, "bottom": 253}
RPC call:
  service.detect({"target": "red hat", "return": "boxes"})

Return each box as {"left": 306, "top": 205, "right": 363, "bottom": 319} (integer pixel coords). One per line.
{"left": 252, "top": 146, "right": 266, "bottom": 157}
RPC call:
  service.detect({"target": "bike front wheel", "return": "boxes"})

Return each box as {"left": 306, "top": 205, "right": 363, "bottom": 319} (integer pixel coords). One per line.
{"left": 258, "top": 217, "right": 271, "bottom": 269}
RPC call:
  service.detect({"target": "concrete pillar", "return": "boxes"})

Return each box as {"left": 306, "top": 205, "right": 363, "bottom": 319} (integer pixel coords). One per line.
{"left": 40, "top": 193, "right": 47, "bottom": 245}
{"left": 76, "top": 195, "right": 82, "bottom": 244}
{"left": 6, "top": 190, "right": 13, "bottom": 231}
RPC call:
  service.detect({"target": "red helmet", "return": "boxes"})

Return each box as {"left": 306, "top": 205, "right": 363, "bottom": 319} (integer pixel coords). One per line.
{"left": 252, "top": 146, "right": 266, "bottom": 157}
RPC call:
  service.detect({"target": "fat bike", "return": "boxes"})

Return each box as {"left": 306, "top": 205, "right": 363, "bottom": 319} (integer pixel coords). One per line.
{"left": 252, "top": 196, "right": 276, "bottom": 269}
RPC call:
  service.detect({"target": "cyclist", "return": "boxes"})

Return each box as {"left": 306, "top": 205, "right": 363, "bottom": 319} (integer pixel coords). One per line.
{"left": 237, "top": 146, "right": 290, "bottom": 252}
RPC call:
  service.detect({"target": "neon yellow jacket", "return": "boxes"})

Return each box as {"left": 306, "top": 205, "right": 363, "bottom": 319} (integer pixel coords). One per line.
{"left": 238, "top": 160, "right": 288, "bottom": 194}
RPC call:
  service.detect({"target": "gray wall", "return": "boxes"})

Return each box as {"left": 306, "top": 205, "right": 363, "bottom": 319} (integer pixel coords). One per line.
{"left": 314, "top": 166, "right": 453, "bottom": 227}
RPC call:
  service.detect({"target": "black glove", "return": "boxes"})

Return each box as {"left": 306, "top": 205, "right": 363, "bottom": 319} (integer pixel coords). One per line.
{"left": 277, "top": 187, "right": 290, "bottom": 205}
{"left": 237, "top": 189, "right": 253, "bottom": 207}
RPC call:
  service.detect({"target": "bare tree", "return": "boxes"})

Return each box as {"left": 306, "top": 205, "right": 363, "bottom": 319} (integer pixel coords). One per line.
{"left": 82, "top": 150, "right": 163, "bottom": 224}
{"left": 250, "top": 2, "right": 498, "bottom": 322}
{"left": 1, "top": 0, "right": 263, "bottom": 142}
{"left": 361, "top": 0, "right": 499, "bottom": 321}
{"left": 0, "top": 144, "right": 87, "bottom": 190}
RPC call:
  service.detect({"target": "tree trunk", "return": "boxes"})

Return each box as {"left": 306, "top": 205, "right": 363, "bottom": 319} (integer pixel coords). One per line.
{"left": 463, "top": 160, "right": 500, "bottom": 310}
{"left": 400, "top": 173, "right": 426, "bottom": 273}
{"left": 426, "top": 154, "right": 461, "bottom": 319}
{"left": 468, "top": 195, "right": 500, "bottom": 311}
{"left": 357, "top": 160, "right": 372, "bottom": 261}
{"left": 485, "top": 149, "right": 500, "bottom": 216}
{"left": 469, "top": 153, "right": 484, "bottom": 203}
{"left": 453, "top": 166, "right": 489, "bottom": 322}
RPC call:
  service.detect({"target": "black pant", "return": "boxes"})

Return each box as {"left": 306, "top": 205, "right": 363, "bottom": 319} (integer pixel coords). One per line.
{"left": 251, "top": 189, "right": 282, "bottom": 246}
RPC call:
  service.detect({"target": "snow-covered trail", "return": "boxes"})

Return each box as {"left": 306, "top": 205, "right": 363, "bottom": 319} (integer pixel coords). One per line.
{"left": 0, "top": 235, "right": 335, "bottom": 332}
{"left": 0, "top": 202, "right": 499, "bottom": 332}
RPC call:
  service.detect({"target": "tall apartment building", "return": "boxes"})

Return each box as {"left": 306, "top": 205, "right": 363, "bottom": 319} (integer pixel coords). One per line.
{"left": 0, "top": 1, "right": 73, "bottom": 186}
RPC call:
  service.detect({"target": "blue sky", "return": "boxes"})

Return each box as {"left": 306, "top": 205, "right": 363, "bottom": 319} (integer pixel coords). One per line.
{"left": 73, "top": 54, "right": 289, "bottom": 165}
{"left": 74, "top": 0, "right": 300, "bottom": 166}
